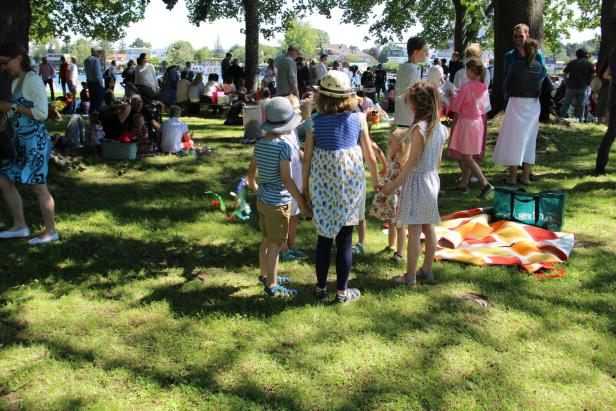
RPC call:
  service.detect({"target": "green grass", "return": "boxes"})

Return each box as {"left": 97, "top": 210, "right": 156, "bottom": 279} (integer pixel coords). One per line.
{"left": 0, "top": 114, "right": 615, "bottom": 410}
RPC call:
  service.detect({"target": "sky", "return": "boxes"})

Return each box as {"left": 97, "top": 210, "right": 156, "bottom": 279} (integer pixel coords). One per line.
{"left": 124, "top": 0, "right": 599, "bottom": 51}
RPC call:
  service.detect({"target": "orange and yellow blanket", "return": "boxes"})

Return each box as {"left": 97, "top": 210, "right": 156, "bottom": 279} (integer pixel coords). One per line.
{"left": 434, "top": 208, "right": 574, "bottom": 277}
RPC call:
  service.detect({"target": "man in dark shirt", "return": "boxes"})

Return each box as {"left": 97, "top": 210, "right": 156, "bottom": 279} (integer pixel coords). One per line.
{"left": 560, "top": 49, "right": 595, "bottom": 121}
{"left": 221, "top": 53, "right": 232, "bottom": 82}
{"left": 448, "top": 52, "right": 464, "bottom": 83}
{"left": 227, "top": 58, "right": 245, "bottom": 87}
{"left": 296, "top": 56, "right": 310, "bottom": 97}
{"left": 594, "top": 47, "right": 616, "bottom": 175}
{"left": 374, "top": 64, "right": 387, "bottom": 99}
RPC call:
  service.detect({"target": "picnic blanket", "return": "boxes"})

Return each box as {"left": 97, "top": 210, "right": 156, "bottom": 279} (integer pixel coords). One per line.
{"left": 434, "top": 208, "right": 574, "bottom": 278}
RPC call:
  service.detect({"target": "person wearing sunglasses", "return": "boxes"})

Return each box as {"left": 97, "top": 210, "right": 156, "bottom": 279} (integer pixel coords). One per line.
{"left": 503, "top": 23, "right": 545, "bottom": 91}
{"left": 0, "top": 42, "right": 58, "bottom": 244}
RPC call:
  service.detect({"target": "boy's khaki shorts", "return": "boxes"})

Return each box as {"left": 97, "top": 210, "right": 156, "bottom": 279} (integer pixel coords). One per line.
{"left": 257, "top": 200, "right": 290, "bottom": 243}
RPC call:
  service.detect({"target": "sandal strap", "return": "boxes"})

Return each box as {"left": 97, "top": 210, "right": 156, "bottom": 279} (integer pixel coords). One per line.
{"left": 259, "top": 275, "right": 290, "bottom": 285}
{"left": 404, "top": 274, "right": 417, "bottom": 287}
{"left": 265, "top": 285, "right": 297, "bottom": 299}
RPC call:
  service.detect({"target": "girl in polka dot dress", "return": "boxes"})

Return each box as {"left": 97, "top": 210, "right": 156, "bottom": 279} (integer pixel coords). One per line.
{"left": 381, "top": 82, "right": 449, "bottom": 287}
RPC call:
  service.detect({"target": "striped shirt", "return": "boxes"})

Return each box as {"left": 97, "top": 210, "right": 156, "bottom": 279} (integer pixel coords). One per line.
{"left": 254, "top": 137, "right": 293, "bottom": 206}
{"left": 312, "top": 112, "right": 361, "bottom": 150}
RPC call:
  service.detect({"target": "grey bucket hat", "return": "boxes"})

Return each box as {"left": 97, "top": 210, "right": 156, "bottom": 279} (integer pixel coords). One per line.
{"left": 260, "top": 97, "right": 302, "bottom": 134}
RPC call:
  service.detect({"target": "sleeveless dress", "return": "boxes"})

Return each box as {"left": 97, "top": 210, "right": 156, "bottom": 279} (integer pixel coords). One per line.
{"left": 310, "top": 112, "right": 365, "bottom": 239}
{"left": 0, "top": 88, "right": 52, "bottom": 185}
{"left": 395, "top": 122, "right": 448, "bottom": 226}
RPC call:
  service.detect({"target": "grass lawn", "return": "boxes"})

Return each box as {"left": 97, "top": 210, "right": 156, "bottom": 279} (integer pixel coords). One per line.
{"left": 0, "top": 112, "right": 615, "bottom": 410}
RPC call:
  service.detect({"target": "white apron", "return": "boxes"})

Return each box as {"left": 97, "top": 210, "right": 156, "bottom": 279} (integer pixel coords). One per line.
{"left": 492, "top": 97, "right": 540, "bottom": 166}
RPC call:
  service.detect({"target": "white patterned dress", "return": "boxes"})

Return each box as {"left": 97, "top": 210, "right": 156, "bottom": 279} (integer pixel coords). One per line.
{"left": 395, "top": 122, "right": 448, "bottom": 226}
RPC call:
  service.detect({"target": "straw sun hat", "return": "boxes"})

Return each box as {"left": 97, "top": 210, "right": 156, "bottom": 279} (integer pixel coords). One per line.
{"left": 318, "top": 70, "right": 355, "bottom": 98}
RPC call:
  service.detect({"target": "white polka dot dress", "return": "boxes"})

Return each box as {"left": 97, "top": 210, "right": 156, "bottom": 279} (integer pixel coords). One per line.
{"left": 395, "top": 122, "right": 448, "bottom": 226}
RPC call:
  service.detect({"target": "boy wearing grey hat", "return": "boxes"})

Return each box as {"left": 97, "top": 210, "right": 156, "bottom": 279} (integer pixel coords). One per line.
{"left": 247, "top": 97, "right": 312, "bottom": 299}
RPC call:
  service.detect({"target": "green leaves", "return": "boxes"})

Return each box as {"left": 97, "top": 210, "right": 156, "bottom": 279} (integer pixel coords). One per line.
{"left": 30, "top": 0, "right": 148, "bottom": 43}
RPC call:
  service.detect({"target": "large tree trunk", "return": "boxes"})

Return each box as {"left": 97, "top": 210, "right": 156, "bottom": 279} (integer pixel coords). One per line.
{"left": 492, "top": 0, "right": 544, "bottom": 114}
{"left": 598, "top": 0, "right": 616, "bottom": 69}
{"left": 0, "top": 0, "right": 31, "bottom": 100}
{"left": 453, "top": 0, "right": 472, "bottom": 54}
{"left": 243, "top": 0, "right": 259, "bottom": 93}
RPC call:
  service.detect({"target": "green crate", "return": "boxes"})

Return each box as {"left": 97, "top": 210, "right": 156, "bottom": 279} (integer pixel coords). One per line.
{"left": 102, "top": 140, "right": 137, "bottom": 161}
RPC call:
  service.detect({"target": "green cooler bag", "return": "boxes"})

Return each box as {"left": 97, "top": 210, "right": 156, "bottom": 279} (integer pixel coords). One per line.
{"left": 493, "top": 187, "right": 566, "bottom": 231}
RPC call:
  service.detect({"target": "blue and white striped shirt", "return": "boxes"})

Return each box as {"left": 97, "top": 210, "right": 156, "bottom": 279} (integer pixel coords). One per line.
{"left": 254, "top": 137, "right": 293, "bottom": 206}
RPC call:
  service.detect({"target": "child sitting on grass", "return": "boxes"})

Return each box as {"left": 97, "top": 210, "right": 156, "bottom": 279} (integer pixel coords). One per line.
{"left": 130, "top": 113, "right": 154, "bottom": 155}
{"left": 87, "top": 111, "right": 105, "bottom": 151}
{"left": 160, "top": 105, "right": 195, "bottom": 155}
{"left": 247, "top": 97, "right": 312, "bottom": 300}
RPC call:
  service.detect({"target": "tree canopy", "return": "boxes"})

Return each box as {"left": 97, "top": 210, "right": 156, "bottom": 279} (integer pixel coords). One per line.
{"left": 279, "top": 19, "right": 330, "bottom": 59}
{"left": 30, "top": 0, "right": 147, "bottom": 43}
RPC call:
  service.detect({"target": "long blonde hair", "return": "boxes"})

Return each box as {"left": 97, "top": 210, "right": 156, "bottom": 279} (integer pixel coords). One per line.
{"left": 389, "top": 127, "right": 412, "bottom": 164}
{"left": 404, "top": 81, "right": 441, "bottom": 148}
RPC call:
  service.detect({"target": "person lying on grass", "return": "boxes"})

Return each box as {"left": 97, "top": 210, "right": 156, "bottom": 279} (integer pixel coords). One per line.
{"left": 247, "top": 97, "right": 312, "bottom": 300}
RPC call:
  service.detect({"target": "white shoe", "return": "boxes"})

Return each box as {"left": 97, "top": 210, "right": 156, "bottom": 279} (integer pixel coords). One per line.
{"left": 0, "top": 227, "right": 30, "bottom": 239}
{"left": 470, "top": 176, "right": 479, "bottom": 183}
{"left": 27, "top": 232, "right": 60, "bottom": 245}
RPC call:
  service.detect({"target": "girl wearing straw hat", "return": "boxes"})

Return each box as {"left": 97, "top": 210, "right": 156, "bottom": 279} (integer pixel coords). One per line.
{"left": 302, "top": 70, "right": 380, "bottom": 304}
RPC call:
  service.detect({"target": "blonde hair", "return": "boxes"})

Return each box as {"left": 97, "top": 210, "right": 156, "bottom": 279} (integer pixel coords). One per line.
{"left": 389, "top": 127, "right": 412, "bottom": 164}
{"left": 464, "top": 43, "right": 482, "bottom": 60}
{"left": 404, "top": 81, "right": 441, "bottom": 149}
{"left": 514, "top": 23, "right": 530, "bottom": 34}
{"left": 316, "top": 92, "right": 358, "bottom": 114}
{"left": 465, "top": 58, "right": 486, "bottom": 83}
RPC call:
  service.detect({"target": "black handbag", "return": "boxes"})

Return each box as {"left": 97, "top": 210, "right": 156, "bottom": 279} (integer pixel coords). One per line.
{"left": 0, "top": 112, "right": 17, "bottom": 161}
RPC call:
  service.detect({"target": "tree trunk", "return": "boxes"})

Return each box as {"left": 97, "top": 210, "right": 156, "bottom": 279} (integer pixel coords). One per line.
{"left": 598, "top": 0, "right": 616, "bottom": 69}
{"left": 0, "top": 0, "right": 31, "bottom": 100}
{"left": 453, "top": 0, "right": 472, "bottom": 54}
{"left": 492, "top": 0, "right": 544, "bottom": 114}
{"left": 243, "top": 0, "right": 259, "bottom": 93}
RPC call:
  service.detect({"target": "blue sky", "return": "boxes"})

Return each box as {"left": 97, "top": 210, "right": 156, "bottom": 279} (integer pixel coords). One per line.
{"left": 124, "top": 0, "right": 599, "bottom": 50}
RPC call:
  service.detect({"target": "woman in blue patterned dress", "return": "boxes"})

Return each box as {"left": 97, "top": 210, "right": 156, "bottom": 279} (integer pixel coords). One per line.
{"left": 0, "top": 42, "right": 58, "bottom": 244}
{"left": 302, "top": 71, "right": 380, "bottom": 304}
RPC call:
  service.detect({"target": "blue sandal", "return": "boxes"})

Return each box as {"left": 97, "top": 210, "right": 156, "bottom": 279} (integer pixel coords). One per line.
{"left": 314, "top": 287, "right": 328, "bottom": 302}
{"left": 264, "top": 284, "right": 298, "bottom": 300}
{"left": 333, "top": 288, "right": 361, "bottom": 304}
{"left": 259, "top": 275, "right": 291, "bottom": 285}
{"left": 390, "top": 274, "right": 417, "bottom": 288}
{"left": 416, "top": 268, "right": 434, "bottom": 283}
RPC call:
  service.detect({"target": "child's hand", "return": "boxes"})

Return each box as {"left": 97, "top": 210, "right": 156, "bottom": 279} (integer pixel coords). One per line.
{"left": 299, "top": 200, "right": 312, "bottom": 219}
{"left": 248, "top": 181, "right": 259, "bottom": 193}
{"left": 379, "top": 166, "right": 388, "bottom": 178}
{"left": 381, "top": 183, "right": 395, "bottom": 196}
{"left": 301, "top": 188, "right": 311, "bottom": 207}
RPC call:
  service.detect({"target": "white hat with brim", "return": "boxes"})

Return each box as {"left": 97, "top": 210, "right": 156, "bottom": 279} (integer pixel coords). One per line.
{"left": 260, "top": 97, "right": 303, "bottom": 134}
{"left": 317, "top": 70, "right": 355, "bottom": 98}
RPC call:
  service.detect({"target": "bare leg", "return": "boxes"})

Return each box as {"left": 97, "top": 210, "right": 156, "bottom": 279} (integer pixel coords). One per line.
{"left": 356, "top": 219, "right": 366, "bottom": 245}
{"left": 32, "top": 184, "right": 56, "bottom": 235}
{"left": 507, "top": 166, "right": 517, "bottom": 184}
{"left": 287, "top": 215, "right": 298, "bottom": 249}
{"left": 462, "top": 155, "right": 488, "bottom": 186}
{"left": 266, "top": 240, "right": 281, "bottom": 288}
{"left": 387, "top": 224, "right": 396, "bottom": 249}
{"left": 405, "top": 224, "right": 422, "bottom": 278}
{"left": 0, "top": 178, "right": 27, "bottom": 230}
{"left": 421, "top": 224, "right": 437, "bottom": 273}
{"left": 521, "top": 163, "right": 532, "bottom": 184}
{"left": 396, "top": 226, "right": 406, "bottom": 255}
{"left": 259, "top": 238, "right": 268, "bottom": 278}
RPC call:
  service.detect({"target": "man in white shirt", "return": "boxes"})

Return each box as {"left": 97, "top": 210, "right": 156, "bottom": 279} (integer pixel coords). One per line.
{"left": 66, "top": 57, "right": 78, "bottom": 95}
{"left": 394, "top": 37, "right": 427, "bottom": 127}
{"left": 161, "top": 105, "right": 189, "bottom": 153}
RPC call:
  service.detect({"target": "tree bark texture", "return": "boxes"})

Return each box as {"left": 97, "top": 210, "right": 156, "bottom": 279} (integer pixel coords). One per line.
{"left": 599, "top": 0, "right": 616, "bottom": 69}
{"left": 492, "top": 0, "right": 544, "bottom": 114}
{"left": 243, "top": 0, "right": 259, "bottom": 93}
{"left": 0, "top": 0, "right": 31, "bottom": 100}
{"left": 453, "top": 0, "right": 471, "bottom": 54}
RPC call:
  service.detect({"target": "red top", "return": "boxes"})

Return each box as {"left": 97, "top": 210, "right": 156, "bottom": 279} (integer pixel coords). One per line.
{"left": 59, "top": 62, "right": 69, "bottom": 80}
